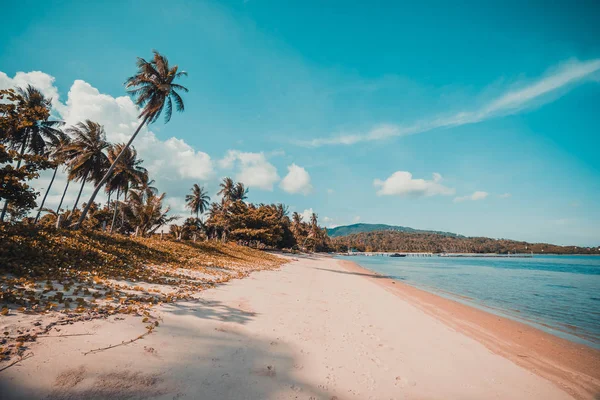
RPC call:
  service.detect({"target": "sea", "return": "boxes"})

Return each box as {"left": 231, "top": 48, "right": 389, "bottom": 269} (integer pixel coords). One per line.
{"left": 337, "top": 254, "right": 600, "bottom": 349}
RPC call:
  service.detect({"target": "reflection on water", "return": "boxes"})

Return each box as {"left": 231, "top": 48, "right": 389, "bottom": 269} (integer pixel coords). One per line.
{"left": 339, "top": 255, "right": 600, "bottom": 348}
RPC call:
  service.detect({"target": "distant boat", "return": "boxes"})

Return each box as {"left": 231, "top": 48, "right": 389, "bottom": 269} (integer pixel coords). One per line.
{"left": 390, "top": 253, "right": 406, "bottom": 257}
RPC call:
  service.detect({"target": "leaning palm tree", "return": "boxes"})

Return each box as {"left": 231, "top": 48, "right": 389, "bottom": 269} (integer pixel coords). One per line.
{"left": 185, "top": 184, "right": 210, "bottom": 220}
{"left": 105, "top": 143, "right": 147, "bottom": 233}
{"left": 75, "top": 50, "right": 188, "bottom": 229}
{"left": 0, "top": 85, "right": 64, "bottom": 221}
{"left": 64, "top": 120, "right": 109, "bottom": 216}
{"left": 34, "top": 133, "right": 71, "bottom": 223}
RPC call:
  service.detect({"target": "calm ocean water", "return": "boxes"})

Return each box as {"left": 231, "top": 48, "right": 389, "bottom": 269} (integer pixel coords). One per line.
{"left": 338, "top": 255, "right": 600, "bottom": 349}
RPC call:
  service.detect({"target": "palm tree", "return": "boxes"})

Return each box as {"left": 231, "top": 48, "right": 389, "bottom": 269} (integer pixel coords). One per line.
{"left": 232, "top": 182, "right": 248, "bottom": 202}
{"left": 291, "top": 211, "right": 302, "bottom": 233}
{"left": 75, "top": 50, "right": 188, "bottom": 228}
{"left": 218, "top": 177, "right": 235, "bottom": 203}
{"left": 133, "top": 173, "right": 158, "bottom": 194}
{"left": 34, "top": 134, "right": 71, "bottom": 223}
{"left": 105, "top": 143, "right": 147, "bottom": 233}
{"left": 64, "top": 120, "right": 109, "bottom": 216}
{"left": 0, "top": 85, "right": 64, "bottom": 221}
{"left": 121, "top": 186, "right": 177, "bottom": 237}
{"left": 310, "top": 213, "right": 319, "bottom": 237}
{"left": 185, "top": 184, "right": 210, "bottom": 220}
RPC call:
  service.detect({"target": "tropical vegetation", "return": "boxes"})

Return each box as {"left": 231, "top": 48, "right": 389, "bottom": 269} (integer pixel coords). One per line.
{"left": 0, "top": 50, "right": 331, "bottom": 251}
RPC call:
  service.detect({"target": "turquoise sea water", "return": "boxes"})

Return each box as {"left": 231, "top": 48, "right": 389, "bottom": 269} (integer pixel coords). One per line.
{"left": 337, "top": 255, "right": 600, "bottom": 349}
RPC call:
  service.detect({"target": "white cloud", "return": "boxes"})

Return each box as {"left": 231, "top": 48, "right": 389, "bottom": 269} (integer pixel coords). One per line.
{"left": 353, "top": 216, "right": 361, "bottom": 223}
{"left": 0, "top": 70, "right": 215, "bottom": 212}
{"left": 499, "top": 193, "right": 512, "bottom": 199}
{"left": 300, "top": 208, "right": 315, "bottom": 222}
{"left": 327, "top": 188, "right": 334, "bottom": 194}
{"left": 454, "top": 191, "right": 489, "bottom": 203}
{"left": 280, "top": 163, "right": 312, "bottom": 195}
{"left": 374, "top": 171, "right": 455, "bottom": 197}
{"left": 0, "top": 71, "right": 61, "bottom": 109}
{"left": 298, "top": 58, "right": 600, "bottom": 147}
{"left": 219, "top": 150, "right": 279, "bottom": 190}
{"left": 322, "top": 216, "right": 338, "bottom": 228}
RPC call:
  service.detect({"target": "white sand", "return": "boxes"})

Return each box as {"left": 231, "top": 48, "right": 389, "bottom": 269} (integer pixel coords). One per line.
{"left": 0, "top": 256, "right": 575, "bottom": 399}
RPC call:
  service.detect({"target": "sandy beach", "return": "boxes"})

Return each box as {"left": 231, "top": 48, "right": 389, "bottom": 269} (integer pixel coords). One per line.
{"left": 1, "top": 255, "right": 598, "bottom": 400}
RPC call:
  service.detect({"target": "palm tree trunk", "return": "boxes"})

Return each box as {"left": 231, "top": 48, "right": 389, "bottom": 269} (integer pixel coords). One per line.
{"left": 110, "top": 188, "right": 120, "bottom": 233}
{"left": 56, "top": 178, "right": 71, "bottom": 215}
{"left": 71, "top": 170, "right": 89, "bottom": 214}
{"left": 34, "top": 166, "right": 58, "bottom": 223}
{"left": 1, "top": 136, "right": 28, "bottom": 222}
{"left": 75, "top": 115, "right": 149, "bottom": 229}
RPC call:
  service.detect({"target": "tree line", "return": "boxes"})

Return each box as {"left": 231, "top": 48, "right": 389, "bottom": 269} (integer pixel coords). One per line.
{"left": 0, "top": 51, "right": 332, "bottom": 251}
{"left": 332, "top": 231, "right": 598, "bottom": 254}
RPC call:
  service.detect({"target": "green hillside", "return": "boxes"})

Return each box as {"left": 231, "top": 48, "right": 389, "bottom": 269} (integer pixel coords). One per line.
{"left": 327, "top": 223, "right": 461, "bottom": 238}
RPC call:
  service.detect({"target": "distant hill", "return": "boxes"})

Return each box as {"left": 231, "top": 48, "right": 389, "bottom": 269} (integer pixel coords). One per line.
{"left": 330, "top": 230, "right": 598, "bottom": 255}
{"left": 327, "top": 223, "right": 461, "bottom": 238}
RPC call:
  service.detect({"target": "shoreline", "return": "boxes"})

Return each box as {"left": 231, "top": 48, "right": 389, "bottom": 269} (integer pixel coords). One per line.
{"left": 338, "top": 258, "right": 600, "bottom": 400}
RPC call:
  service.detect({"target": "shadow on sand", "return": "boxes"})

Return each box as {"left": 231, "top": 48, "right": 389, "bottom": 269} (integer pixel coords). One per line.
{"left": 314, "top": 266, "right": 392, "bottom": 279}
{"left": 162, "top": 298, "right": 258, "bottom": 325}
{"left": 0, "top": 300, "right": 330, "bottom": 400}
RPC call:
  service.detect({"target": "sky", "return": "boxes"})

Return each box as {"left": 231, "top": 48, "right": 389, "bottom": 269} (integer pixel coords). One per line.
{"left": 1, "top": 0, "right": 599, "bottom": 246}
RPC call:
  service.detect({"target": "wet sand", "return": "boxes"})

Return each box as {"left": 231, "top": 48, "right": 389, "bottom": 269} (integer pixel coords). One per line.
{"left": 1, "top": 256, "right": 596, "bottom": 399}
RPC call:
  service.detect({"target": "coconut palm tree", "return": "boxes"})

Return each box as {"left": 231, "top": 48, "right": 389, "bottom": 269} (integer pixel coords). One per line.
{"left": 310, "top": 212, "right": 319, "bottom": 237}
{"left": 185, "top": 184, "right": 210, "bottom": 220}
{"left": 232, "top": 182, "right": 248, "bottom": 202}
{"left": 105, "top": 143, "right": 147, "bottom": 233}
{"left": 75, "top": 50, "right": 188, "bottom": 228}
{"left": 291, "top": 211, "right": 303, "bottom": 234}
{"left": 64, "top": 120, "right": 109, "bottom": 217}
{"left": 218, "top": 177, "right": 235, "bottom": 203}
{"left": 34, "top": 133, "right": 71, "bottom": 223}
{"left": 0, "top": 85, "right": 64, "bottom": 221}
{"left": 6, "top": 85, "right": 64, "bottom": 156}
{"left": 121, "top": 186, "right": 177, "bottom": 237}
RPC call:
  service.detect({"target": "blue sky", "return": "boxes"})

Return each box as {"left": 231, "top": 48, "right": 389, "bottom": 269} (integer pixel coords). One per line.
{"left": 1, "top": 0, "right": 599, "bottom": 246}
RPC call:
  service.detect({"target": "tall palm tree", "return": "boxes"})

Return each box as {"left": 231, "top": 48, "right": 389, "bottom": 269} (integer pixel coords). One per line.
{"left": 34, "top": 133, "right": 71, "bottom": 223}
{"left": 0, "top": 85, "right": 64, "bottom": 221}
{"left": 64, "top": 120, "right": 109, "bottom": 216}
{"left": 218, "top": 177, "right": 235, "bottom": 203}
{"left": 75, "top": 50, "right": 188, "bottom": 228}
{"left": 185, "top": 184, "right": 210, "bottom": 220}
{"left": 105, "top": 143, "right": 147, "bottom": 232}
